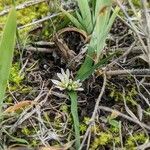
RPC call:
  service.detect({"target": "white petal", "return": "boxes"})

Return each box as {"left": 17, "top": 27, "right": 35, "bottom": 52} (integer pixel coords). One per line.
{"left": 76, "top": 88, "right": 84, "bottom": 91}
{"left": 69, "top": 79, "right": 73, "bottom": 83}
{"left": 55, "top": 86, "right": 65, "bottom": 91}
{"left": 61, "top": 68, "right": 66, "bottom": 76}
{"left": 74, "top": 81, "right": 82, "bottom": 87}
{"left": 66, "top": 69, "right": 70, "bottom": 77}
{"left": 51, "top": 79, "right": 61, "bottom": 85}
{"left": 70, "top": 71, "right": 74, "bottom": 78}
{"left": 61, "top": 68, "right": 69, "bottom": 81}
{"left": 76, "top": 79, "right": 81, "bottom": 83}
{"left": 57, "top": 73, "right": 65, "bottom": 82}
{"left": 78, "top": 82, "right": 82, "bottom": 87}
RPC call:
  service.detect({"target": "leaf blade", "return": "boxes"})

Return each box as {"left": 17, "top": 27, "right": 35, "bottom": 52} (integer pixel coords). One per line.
{"left": 0, "top": 7, "right": 17, "bottom": 108}
{"left": 68, "top": 91, "right": 80, "bottom": 149}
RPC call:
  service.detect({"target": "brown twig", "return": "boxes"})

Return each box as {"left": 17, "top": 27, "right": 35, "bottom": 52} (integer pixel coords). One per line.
{"left": 79, "top": 74, "right": 107, "bottom": 150}
{"left": 107, "top": 41, "right": 137, "bottom": 68}
{"left": 99, "top": 106, "right": 150, "bottom": 131}
{"left": 105, "top": 69, "right": 150, "bottom": 76}
{"left": 18, "top": 13, "right": 61, "bottom": 29}
{"left": 25, "top": 46, "right": 55, "bottom": 53}
{"left": 116, "top": 0, "right": 150, "bottom": 66}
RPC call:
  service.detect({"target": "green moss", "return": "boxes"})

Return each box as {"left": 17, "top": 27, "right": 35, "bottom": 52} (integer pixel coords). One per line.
{"left": 60, "top": 104, "right": 69, "bottom": 113}
{"left": 21, "top": 127, "right": 31, "bottom": 136}
{"left": 80, "top": 123, "right": 87, "bottom": 134}
{"left": 5, "top": 96, "right": 13, "bottom": 103}
{"left": 131, "top": 0, "right": 141, "bottom": 7}
{"left": 91, "top": 132, "right": 113, "bottom": 149}
{"left": 0, "top": 0, "right": 49, "bottom": 37}
{"left": 9, "top": 63, "right": 24, "bottom": 85}
{"left": 17, "top": 3, "right": 49, "bottom": 26}
{"left": 125, "top": 132, "right": 148, "bottom": 149}
{"left": 8, "top": 62, "right": 32, "bottom": 94}
{"left": 108, "top": 119, "right": 120, "bottom": 133}
{"left": 79, "top": 117, "right": 90, "bottom": 134}
{"left": 109, "top": 84, "right": 138, "bottom": 106}
{"left": 30, "top": 139, "right": 38, "bottom": 147}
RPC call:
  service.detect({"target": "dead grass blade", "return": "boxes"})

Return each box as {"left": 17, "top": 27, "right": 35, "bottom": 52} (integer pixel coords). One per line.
{"left": 4, "top": 100, "right": 36, "bottom": 113}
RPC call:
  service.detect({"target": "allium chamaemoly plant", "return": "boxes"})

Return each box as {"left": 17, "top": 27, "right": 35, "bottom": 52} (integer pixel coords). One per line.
{"left": 52, "top": 69, "right": 83, "bottom": 91}
{"left": 54, "top": 0, "right": 120, "bottom": 149}
{"left": 0, "top": 6, "right": 17, "bottom": 114}
{"left": 52, "top": 69, "right": 83, "bottom": 149}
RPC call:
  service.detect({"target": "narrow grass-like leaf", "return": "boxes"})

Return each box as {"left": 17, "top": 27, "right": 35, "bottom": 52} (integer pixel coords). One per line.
{"left": 68, "top": 91, "right": 80, "bottom": 149}
{"left": 76, "top": 46, "right": 95, "bottom": 78}
{"left": 76, "top": 52, "right": 117, "bottom": 81}
{"left": 77, "top": 5, "right": 119, "bottom": 78}
{"left": 61, "top": 8, "right": 83, "bottom": 30}
{"left": 76, "top": 0, "right": 93, "bottom": 33}
{"left": 96, "top": 6, "right": 120, "bottom": 62}
{"left": 75, "top": 11, "right": 84, "bottom": 26}
{"left": 0, "top": 7, "right": 17, "bottom": 110}
{"left": 94, "top": 2, "right": 112, "bottom": 62}
{"left": 106, "top": 6, "right": 120, "bottom": 35}
{"left": 94, "top": 0, "right": 112, "bottom": 20}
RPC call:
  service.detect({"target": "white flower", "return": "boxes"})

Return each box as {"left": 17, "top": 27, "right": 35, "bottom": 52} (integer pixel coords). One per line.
{"left": 51, "top": 69, "right": 84, "bottom": 91}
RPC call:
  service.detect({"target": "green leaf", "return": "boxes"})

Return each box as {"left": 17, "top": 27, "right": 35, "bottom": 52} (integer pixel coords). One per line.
{"left": 76, "top": 45, "right": 95, "bottom": 78}
{"left": 76, "top": 52, "right": 117, "bottom": 81}
{"left": 106, "top": 6, "right": 120, "bottom": 34}
{"left": 76, "top": 0, "right": 93, "bottom": 33}
{"left": 77, "top": 5, "right": 119, "bottom": 78}
{"left": 68, "top": 91, "right": 80, "bottom": 149}
{"left": 0, "top": 6, "right": 17, "bottom": 110}
{"left": 61, "top": 8, "right": 83, "bottom": 30}
{"left": 108, "top": 119, "right": 119, "bottom": 128}
{"left": 94, "top": 0, "right": 112, "bottom": 20}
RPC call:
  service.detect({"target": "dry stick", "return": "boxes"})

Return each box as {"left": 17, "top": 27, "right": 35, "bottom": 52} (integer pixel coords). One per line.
{"left": 123, "top": 88, "right": 149, "bottom": 139}
{"left": 141, "top": 0, "right": 150, "bottom": 64}
{"left": 119, "top": 122, "right": 124, "bottom": 149}
{"left": 128, "top": 0, "right": 142, "bottom": 25}
{"left": 34, "top": 41, "right": 55, "bottom": 47}
{"left": 135, "top": 76, "right": 150, "bottom": 107}
{"left": 137, "top": 142, "right": 150, "bottom": 150}
{"left": 116, "top": 0, "right": 148, "bottom": 57}
{"left": 25, "top": 46, "right": 55, "bottom": 53}
{"left": 0, "top": 0, "right": 46, "bottom": 16}
{"left": 109, "top": 61, "right": 150, "bottom": 107}
{"left": 25, "top": 40, "right": 146, "bottom": 54}
{"left": 108, "top": 41, "right": 136, "bottom": 68}
{"left": 18, "top": 13, "right": 61, "bottom": 29}
{"left": 18, "top": 10, "right": 72, "bottom": 30}
{"left": 99, "top": 106, "right": 150, "bottom": 131}
{"left": 105, "top": 69, "right": 150, "bottom": 76}
{"left": 79, "top": 74, "right": 107, "bottom": 150}
{"left": 10, "top": 89, "right": 48, "bottom": 132}
{"left": 115, "top": 9, "right": 144, "bottom": 36}
{"left": 113, "top": 46, "right": 148, "bottom": 54}
{"left": 23, "top": 41, "right": 56, "bottom": 53}
{"left": 18, "top": 9, "right": 74, "bottom": 29}
{"left": 86, "top": 130, "right": 92, "bottom": 150}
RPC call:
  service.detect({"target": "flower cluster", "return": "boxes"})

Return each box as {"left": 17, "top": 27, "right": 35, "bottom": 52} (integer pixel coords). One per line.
{"left": 51, "top": 69, "right": 83, "bottom": 91}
